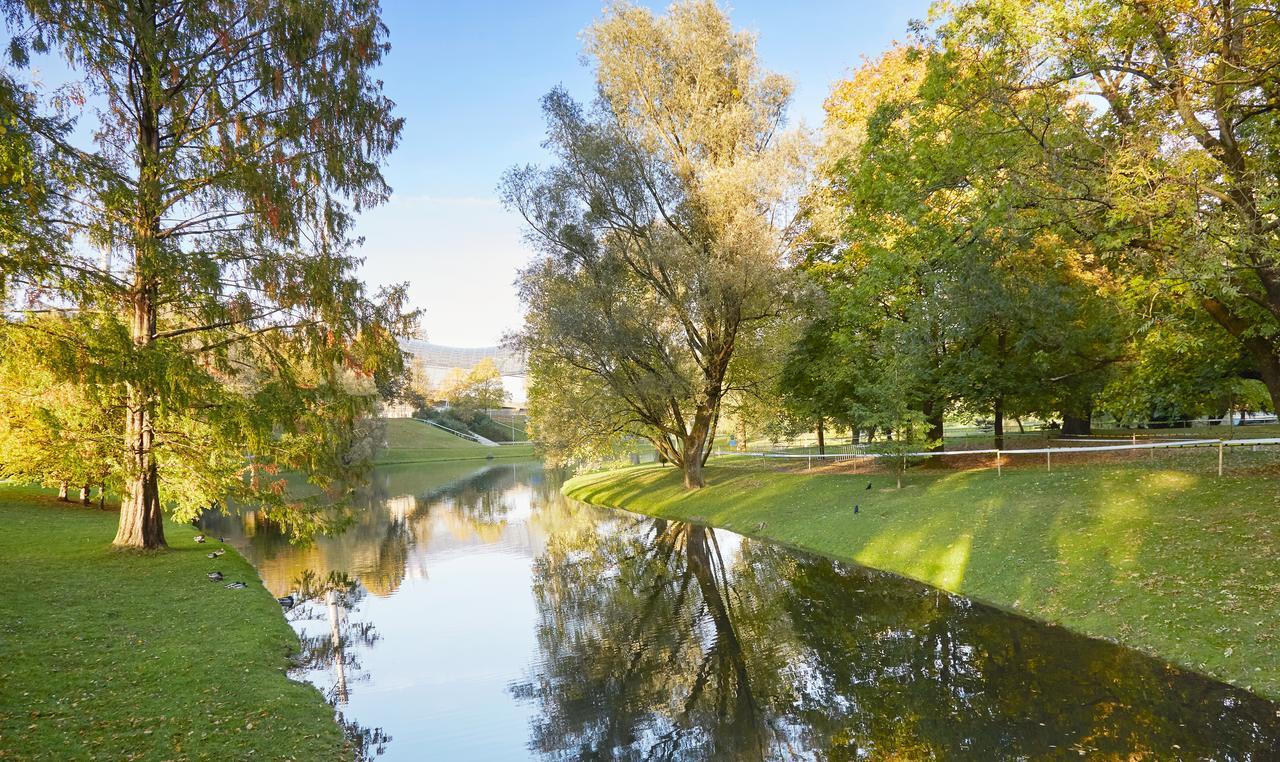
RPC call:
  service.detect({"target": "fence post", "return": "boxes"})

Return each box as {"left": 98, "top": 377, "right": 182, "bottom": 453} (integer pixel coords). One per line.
{"left": 1218, "top": 441, "right": 1224, "bottom": 477}
{"left": 996, "top": 450, "right": 1002, "bottom": 476}
{"left": 1046, "top": 449, "right": 1051, "bottom": 473}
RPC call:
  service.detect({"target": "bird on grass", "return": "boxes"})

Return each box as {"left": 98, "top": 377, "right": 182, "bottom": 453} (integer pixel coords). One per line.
{"left": 207, "top": 571, "right": 223, "bottom": 582}
{"left": 753, "top": 521, "right": 767, "bottom": 532}
{"left": 854, "top": 504, "right": 859, "bottom": 515}
{"left": 278, "top": 595, "right": 296, "bottom": 610}
{"left": 224, "top": 581, "right": 247, "bottom": 590}
{"left": 865, "top": 481, "right": 872, "bottom": 491}
{"left": 193, "top": 534, "right": 206, "bottom": 543}
{"left": 206, "top": 549, "right": 225, "bottom": 559}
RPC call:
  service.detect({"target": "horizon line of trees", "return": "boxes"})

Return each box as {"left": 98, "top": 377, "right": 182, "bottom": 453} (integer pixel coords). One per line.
{"left": 513, "top": 0, "right": 1280, "bottom": 486}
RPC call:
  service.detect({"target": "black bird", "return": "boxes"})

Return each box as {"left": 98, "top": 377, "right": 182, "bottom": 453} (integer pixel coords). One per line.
{"left": 207, "top": 571, "right": 224, "bottom": 582}
{"left": 193, "top": 534, "right": 206, "bottom": 543}
{"left": 854, "top": 504, "right": 859, "bottom": 514}
{"left": 865, "top": 481, "right": 872, "bottom": 491}
{"left": 277, "top": 595, "right": 296, "bottom": 610}
{"left": 224, "top": 581, "right": 247, "bottom": 590}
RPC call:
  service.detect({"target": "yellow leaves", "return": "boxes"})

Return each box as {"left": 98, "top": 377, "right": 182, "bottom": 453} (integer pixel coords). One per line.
{"left": 825, "top": 44, "right": 928, "bottom": 128}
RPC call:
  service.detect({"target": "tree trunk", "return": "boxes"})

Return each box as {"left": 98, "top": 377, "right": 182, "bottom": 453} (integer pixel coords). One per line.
{"left": 113, "top": 23, "right": 166, "bottom": 550}
{"left": 1203, "top": 298, "right": 1280, "bottom": 416}
{"left": 113, "top": 291, "right": 165, "bottom": 548}
{"left": 1243, "top": 337, "right": 1280, "bottom": 416}
{"left": 57, "top": 482, "right": 68, "bottom": 501}
{"left": 79, "top": 485, "right": 90, "bottom": 505}
{"left": 816, "top": 416, "right": 825, "bottom": 456}
{"left": 679, "top": 407, "right": 718, "bottom": 489}
{"left": 682, "top": 455, "right": 704, "bottom": 489}
{"left": 993, "top": 397, "right": 1005, "bottom": 451}
{"left": 922, "top": 399, "right": 945, "bottom": 452}
{"left": 1061, "top": 398, "right": 1092, "bottom": 437}
{"left": 114, "top": 390, "right": 165, "bottom": 548}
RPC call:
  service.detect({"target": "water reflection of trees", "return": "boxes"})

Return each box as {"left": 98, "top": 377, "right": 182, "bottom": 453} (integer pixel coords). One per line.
{"left": 515, "top": 516, "right": 1280, "bottom": 760}
{"left": 201, "top": 463, "right": 544, "bottom": 597}
{"left": 290, "top": 571, "right": 391, "bottom": 761}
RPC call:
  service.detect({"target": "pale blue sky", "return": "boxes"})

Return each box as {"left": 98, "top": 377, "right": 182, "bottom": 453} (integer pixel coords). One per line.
{"left": 361, "top": 1, "right": 933, "bottom": 346}
{"left": 18, "top": 1, "right": 934, "bottom": 345}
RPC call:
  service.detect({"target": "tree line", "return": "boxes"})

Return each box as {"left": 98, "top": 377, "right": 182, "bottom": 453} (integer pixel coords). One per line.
{"left": 509, "top": 0, "right": 1280, "bottom": 488}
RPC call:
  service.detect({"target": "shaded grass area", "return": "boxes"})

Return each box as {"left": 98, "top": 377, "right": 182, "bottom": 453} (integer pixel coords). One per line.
{"left": 0, "top": 487, "right": 344, "bottom": 760}
{"left": 565, "top": 460, "right": 1280, "bottom": 701}
{"left": 374, "top": 418, "right": 534, "bottom": 464}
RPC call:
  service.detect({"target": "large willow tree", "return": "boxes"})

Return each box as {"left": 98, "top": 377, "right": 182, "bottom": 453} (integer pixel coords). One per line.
{"left": 503, "top": 0, "right": 801, "bottom": 488}
{"left": 1, "top": 0, "right": 414, "bottom": 548}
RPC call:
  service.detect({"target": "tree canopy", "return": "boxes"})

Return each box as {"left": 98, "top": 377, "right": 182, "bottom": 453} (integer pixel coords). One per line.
{"left": 504, "top": 0, "right": 802, "bottom": 487}
{"left": 0, "top": 0, "right": 416, "bottom": 547}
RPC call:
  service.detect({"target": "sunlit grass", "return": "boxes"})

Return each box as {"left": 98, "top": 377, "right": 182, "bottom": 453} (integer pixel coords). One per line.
{"left": 0, "top": 487, "right": 345, "bottom": 759}
{"left": 565, "top": 458, "right": 1280, "bottom": 701}
{"left": 376, "top": 418, "right": 535, "bottom": 464}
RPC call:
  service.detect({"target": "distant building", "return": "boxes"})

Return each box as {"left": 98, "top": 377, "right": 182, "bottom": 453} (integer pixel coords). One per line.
{"left": 401, "top": 339, "right": 528, "bottom": 408}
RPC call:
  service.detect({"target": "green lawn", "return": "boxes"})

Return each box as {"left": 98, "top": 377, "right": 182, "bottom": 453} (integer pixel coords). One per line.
{"left": 565, "top": 459, "right": 1280, "bottom": 701}
{"left": 375, "top": 418, "right": 535, "bottom": 464}
{"left": 0, "top": 487, "right": 345, "bottom": 760}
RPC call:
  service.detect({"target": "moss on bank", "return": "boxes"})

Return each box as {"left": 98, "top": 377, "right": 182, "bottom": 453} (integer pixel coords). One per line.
{"left": 564, "top": 462, "right": 1280, "bottom": 701}
{"left": 0, "top": 487, "right": 345, "bottom": 760}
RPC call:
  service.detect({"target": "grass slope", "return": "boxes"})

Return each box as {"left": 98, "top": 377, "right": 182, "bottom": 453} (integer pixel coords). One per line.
{"left": 375, "top": 418, "right": 534, "bottom": 464}
{"left": 0, "top": 487, "right": 344, "bottom": 760}
{"left": 565, "top": 461, "right": 1280, "bottom": 700}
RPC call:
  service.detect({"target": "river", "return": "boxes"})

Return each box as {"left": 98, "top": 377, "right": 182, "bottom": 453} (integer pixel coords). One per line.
{"left": 199, "top": 460, "right": 1280, "bottom": 760}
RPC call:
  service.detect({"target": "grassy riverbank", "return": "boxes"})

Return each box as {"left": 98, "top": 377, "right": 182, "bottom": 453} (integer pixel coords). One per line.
{"left": 0, "top": 487, "right": 345, "bottom": 760}
{"left": 565, "top": 460, "right": 1280, "bottom": 701}
{"left": 374, "top": 418, "right": 535, "bottom": 464}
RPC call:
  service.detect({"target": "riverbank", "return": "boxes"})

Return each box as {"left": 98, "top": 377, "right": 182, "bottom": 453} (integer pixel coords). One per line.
{"left": 564, "top": 461, "right": 1280, "bottom": 701}
{"left": 0, "top": 487, "right": 345, "bottom": 759}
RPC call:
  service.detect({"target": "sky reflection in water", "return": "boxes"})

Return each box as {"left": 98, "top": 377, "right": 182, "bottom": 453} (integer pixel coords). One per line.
{"left": 201, "top": 462, "right": 1280, "bottom": 760}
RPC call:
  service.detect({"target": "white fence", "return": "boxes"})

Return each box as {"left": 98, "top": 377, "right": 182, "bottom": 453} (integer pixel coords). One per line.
{"left": 715, "top": 436, "right": 1280, "bottom": 476}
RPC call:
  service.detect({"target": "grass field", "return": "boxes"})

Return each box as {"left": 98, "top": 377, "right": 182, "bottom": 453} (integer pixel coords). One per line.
{"left": 0, "top": 487, "right": 345, "bottom": 760}
{"left": 375, "top": 418, "right": 535, "bottom": 464}
{"left": 565, "top": 457, "right": 1280, "bottom": 701}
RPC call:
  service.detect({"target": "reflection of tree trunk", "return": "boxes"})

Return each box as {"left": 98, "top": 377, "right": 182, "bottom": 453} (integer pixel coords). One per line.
{"left": 684, "top": 525, "right": 764, "bottom": 754}
{"left": 327, "top": 590, "right": 349, "bottom": 705}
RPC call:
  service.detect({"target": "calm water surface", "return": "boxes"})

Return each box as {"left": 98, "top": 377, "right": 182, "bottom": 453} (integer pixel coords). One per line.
{"left": 200, "top": 461, "right": 1280, "bottom": 760}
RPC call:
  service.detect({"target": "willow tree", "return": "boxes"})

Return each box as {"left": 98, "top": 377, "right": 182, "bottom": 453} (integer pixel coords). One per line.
{"left": 503, "top": 0, "right": 800, "bottom": 488}
{"left": 2, "top": 0, "right": 414, "bottom": 548}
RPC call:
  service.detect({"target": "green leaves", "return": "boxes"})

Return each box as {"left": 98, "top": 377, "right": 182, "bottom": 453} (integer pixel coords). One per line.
{"left": 506, "top": 1, "right": 798, "bottom": 481}
{"left": 0, "top": 0, "right": 417, "bottom": 544}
